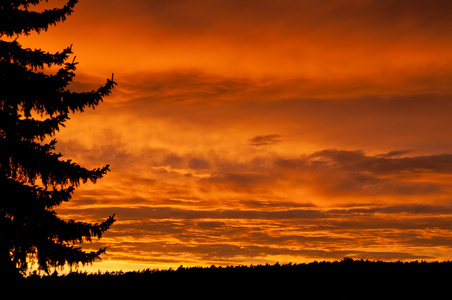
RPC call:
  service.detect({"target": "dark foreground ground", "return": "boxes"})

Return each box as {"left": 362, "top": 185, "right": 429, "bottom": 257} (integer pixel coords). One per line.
{"left": 12, "top": 258, "right": 452, "bottom": 296}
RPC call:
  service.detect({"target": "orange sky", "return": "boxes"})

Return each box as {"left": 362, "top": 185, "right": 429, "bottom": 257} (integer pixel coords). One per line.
{"left": 16, "top": 0, "right": 452, "bottom": 271}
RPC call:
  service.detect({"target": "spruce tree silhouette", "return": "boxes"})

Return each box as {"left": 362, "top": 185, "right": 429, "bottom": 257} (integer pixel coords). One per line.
{"left": 0, "top": 0, "right": 116, "bottom": 278}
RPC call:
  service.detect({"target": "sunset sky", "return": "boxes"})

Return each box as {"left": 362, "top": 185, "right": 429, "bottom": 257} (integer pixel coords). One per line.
{"left": 17, "top": 0, "right": 452, "bottom": 271}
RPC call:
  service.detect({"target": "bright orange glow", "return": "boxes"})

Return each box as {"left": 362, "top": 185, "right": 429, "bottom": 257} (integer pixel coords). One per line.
{"left": 16, "top": 0, "right": 452, "bottom": 272}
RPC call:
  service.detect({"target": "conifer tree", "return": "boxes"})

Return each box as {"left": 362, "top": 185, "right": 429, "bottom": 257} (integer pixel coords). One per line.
{"left": 0, "top": 0, "right": 116, "bottom": 277}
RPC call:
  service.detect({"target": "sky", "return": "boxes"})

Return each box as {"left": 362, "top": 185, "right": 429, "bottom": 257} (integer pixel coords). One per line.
{"left": 17, "top": 0, "right": 452, "bottom": 271}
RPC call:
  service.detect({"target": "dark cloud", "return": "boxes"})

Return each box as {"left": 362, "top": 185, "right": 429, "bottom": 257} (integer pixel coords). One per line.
{"left": 377, "top": 150, "right": 412, "bottom": 158}
{"left": 310, "top": 149, "right": 452, "bottom": 174}
{"left": 119, "top": 72, "right": 256, "bottom": 105}
{"left": 249, "top": 134, "right": 283, "bottom": 146}
{"left": 201, "top": 172, "right": 272, "bottom": 193}
{"left": 62, "top": 206, "right": 327, "bottom": 220}
{"left": 128, "top": 0, "right": 452, "bottom": 38}
{"left": 329, "top": 203, "right": 452, "bottom": 216}
{"left": 163, "top": 153, "right": 184, "bottom": 168}
{"left": 188, "top": 158, "right": 210, "bottom": 170}
{"left": 60, "top": 202, "right": 452, "bottom": 225}
{"left": 274, "top": 149, "right": 452, "bottom": 196}
{"left": 280, "top": 149, "right": 452, "bottom": 173}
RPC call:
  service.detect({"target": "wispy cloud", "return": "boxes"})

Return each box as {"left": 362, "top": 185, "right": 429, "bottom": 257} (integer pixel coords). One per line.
{"left": 249, "top": 134, "right": 283, "bottom": 146}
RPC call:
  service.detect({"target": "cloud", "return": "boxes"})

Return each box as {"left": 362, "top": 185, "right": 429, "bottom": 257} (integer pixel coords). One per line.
{"left": 22, "top": 0, "right": 452, "bottom": 84}
{"left": 100, "top": 72, "right": 452, "bottom": 155}
{"left": 276, "top": 149, "right": 452, "bottom": 177}
{"left": 30, "top": 0, "right": 452, "bottom": 268}
{"left": 63, "top": 202, "right": 452, "bottom": 265}
{"left": 61, "top": 202, "right": 452, "bottom": 222}
{"left": 55, "top": 70, "right": 452, "bottom": 173}
{"left": 310, "top": 149, "right": 452, "bottom": 174}
{"left": 377, "top": 150, "right": 412, "bottom": 158}
{"left": 188, "top": 158, "right": 210, "bottom": 170}
{"left": 249, "top": 134, "right": 283, "bottom": 146}
{"left": 123, "top": 0, "right": 452, "bottom": 39}
{"left": 274, "top": 150, "right": 452, "bottom": 198}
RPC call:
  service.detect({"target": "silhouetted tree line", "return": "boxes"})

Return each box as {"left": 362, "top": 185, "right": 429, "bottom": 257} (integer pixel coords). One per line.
{"left": 14, "top": 258, "right": 451, "bottom": 296}
{"left": 24, "top": 257, "right": 452, "bottom": 280}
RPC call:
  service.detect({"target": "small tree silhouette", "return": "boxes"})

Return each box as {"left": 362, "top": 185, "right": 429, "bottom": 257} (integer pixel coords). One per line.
{"left": 0, "top": 0, "right": 115, "bottom": 277}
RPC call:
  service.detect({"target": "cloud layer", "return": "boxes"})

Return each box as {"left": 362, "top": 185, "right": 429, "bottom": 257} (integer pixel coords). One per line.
{"left": 18, "top": 0, "right": 452, "bottom": 270}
